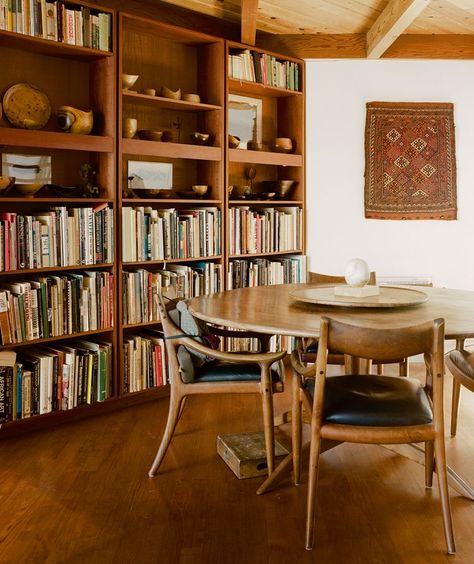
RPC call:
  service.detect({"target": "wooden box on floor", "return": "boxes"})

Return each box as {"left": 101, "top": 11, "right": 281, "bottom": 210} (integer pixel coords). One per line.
{"left": 217, "top": 432, "right": 288, "bottom": 479}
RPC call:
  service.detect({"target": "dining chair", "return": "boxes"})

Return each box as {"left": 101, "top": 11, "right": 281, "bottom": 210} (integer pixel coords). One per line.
{"left": 291, "top": 316, "right": 455, "bottom": 553}
{"left": 445, "top": 339, "right": 474, "bottom": 437}
{"left": 148, "top": 295, "right": 286, "bottom": 478}
{"left": 302, "top": 271, "right": 408, "bottom": 376}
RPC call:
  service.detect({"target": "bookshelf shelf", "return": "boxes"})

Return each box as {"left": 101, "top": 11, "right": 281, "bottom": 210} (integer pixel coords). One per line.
{"left": 229, "top": 199, "right": 303, "bottom": 205}
{"left": 0, "top": 129, "right": 114, "bottom": 152}
{"left": 122, "top": 139, "right": 222, "bottom": 160}
{"left": 122, "top": 91, "right": 222, "bottom": 112}
{"left": 229, "top": 250, "right": 303, "bottom": 259}
{"left": 229, "top": 148, "right": 303, "bottom": 166}
{"left": 123, "top": 320, "right": 161, "bottom": 329}
{"left": 0, "top": 327, "right": 114, "bottom": 351}
{"left": 0, "top": 263, "right": 114, "bottom": 277}
{"left": 122, "top": 198, "right": 221, "bottom": 205}
{"left": 228, "top": 78, "right": 302, "bottom": 98}
{"left": 122, "top": 256, "right": 222, "bottom": 267}
{"left": 0, "top": 198, "right": 114, "bottom": 204}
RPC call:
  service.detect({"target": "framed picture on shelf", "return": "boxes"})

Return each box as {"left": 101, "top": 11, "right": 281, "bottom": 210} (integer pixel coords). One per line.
{"left": 127, "top": 161, "right": 173, "bottom": 190}
{"left": 228, "top": 94, "right": 262, "bottom": 149}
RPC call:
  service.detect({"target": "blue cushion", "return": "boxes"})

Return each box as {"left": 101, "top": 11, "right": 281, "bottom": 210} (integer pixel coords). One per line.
{"left": 195, "top": 362, "right": 280, "bottom": 383}
{"left": 307, "top": 375, "right": 432, "bottom": 426}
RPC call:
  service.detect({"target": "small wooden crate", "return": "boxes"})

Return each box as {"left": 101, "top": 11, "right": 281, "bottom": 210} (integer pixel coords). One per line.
{"left": 217, "top": 432, "right": 289, "bottom": 479}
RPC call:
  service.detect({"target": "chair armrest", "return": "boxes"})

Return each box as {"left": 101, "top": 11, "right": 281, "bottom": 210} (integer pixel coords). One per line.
{"left": 176, "top": 334, "right": 286, "bottom": 366}
{"left": 291, "top": 350, "right": 317, "bottom": 378}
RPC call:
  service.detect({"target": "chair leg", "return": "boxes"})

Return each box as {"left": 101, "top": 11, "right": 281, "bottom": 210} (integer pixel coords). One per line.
{"left": 450, "top": 379, "right": 461, "bottom": 437}
{"left": 148, "top": 393, "right": 185, "bottom": 477}
{"left": 425, "top": 440, "right": 434, "bottom": 488}
{"left": 261, "top": 366, "right": 275, "bottom": 475}
{"left": 376, "top": 363, "right": 384, "bottom": 375}
{"left": 434, "top": 431, "right": 456, "bottom": 554}
{"left": 305, "top": 427, "right": 322, "bottom": 550}
{"left": 292, "top": 372, "right": 302, "bottom": 485}
{"left": 399, "top": 358, "right": 409, "bottom": 376}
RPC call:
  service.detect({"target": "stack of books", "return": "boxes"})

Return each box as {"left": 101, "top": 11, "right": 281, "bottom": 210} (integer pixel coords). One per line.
{"left": 123, "top": 332, "right": 166, "bottom": 393}
{"left": 228, "top": 255, "right": 306, "bottom": 289}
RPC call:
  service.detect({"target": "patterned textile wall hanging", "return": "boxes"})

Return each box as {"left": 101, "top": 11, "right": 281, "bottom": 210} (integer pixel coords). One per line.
{"left": 364, "top": 102, "right": 457, "bottom": 220}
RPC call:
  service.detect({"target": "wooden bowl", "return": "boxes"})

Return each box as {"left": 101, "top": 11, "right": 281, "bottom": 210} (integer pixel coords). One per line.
{"left": 247, "top": 141, "right": 266, "bottom": 151}
{"left": 137, "top": 129, "right": 163, "bottom": 141}
{"left": 271, "top": 137, "right": 294, "bottom": 153}
{"left": 122, "top": 74, "right": 139, "bottom": 90}
{"left": 261, "top": 179, "right": 297, "bottom": 199}
{"left": 191, "top": 185, "right": 208, "bottom": 196}
{"left": 228, "top": 134, "right": 240, "bottom": 148}
{"left": 133, "top": 188, "right": 174, "bottom": 199}
{"left": 161, "top": 86, "right": 181, "bottom": 100}
{"left": 190, "top": 132, "right": 214, "bottom": 146}
{"left": 0, "top": 176, "right": 15, "bottom": 194}
{"left": 15, "top": 183, "right": 45, "bottom": 197}
{"left": 182, "top": 93, "right": 200, "bottom": 103}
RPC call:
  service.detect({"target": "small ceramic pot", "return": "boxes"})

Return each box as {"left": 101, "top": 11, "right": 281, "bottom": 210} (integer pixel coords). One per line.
{"left": 143, "top": 88, "right": 156, "bottom": 96}
{"left": 123, "top": 117, "right": 138, "bottom": 139}
{"left": 57, "top": 106, "right": 94, "bottom": 135}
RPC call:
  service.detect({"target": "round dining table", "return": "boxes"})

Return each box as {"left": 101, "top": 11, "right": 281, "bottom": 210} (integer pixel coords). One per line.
{"left": 187, "top": 283, "right": 474, "bottom": 498}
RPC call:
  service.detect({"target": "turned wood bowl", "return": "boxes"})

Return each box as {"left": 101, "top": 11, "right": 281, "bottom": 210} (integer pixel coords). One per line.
{"left": 271, "top": 137, "right": 294, "bottom": 153}
{"left": 228, "top": 134, "right": 241, "bottom": 148}
{"left": 122, "top": 74, "right": 139, "bottom": 90}
{"left": 0, "top": 176, "right": 15, "bottom": 194}
{"left": 182, "top": 93, "right": 200, "bottom": 103}
{"left": 137, "top": 129, "right": 163, "bottom": 141}
{"left": 15, "top": 183, "right": 45, "bottom": 197}
{"left": 161, "top": 86, "right": 181, "bottom": 100}
{"left": 190, "top": 132, "right": 214, "bottom": 146}
{"left": 191, "top": 184, "right": 209, "bottom": 196}
{"left": 261, "top": 179, "right": 297, "bottom": 198}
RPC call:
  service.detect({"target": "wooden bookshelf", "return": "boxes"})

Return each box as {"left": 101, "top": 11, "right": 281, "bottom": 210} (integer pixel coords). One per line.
{"left": 0, "top": 1, "right": 117, "bottom": 433}
{"left": 117, "top": 13, "right": 225, "bottom": 398}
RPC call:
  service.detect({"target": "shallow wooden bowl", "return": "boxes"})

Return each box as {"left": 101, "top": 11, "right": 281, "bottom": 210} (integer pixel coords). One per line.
{"left": 15, "top": 183, "right": 45, "bottom": 197}
{"left": 133, "top": 188, "right": 174, "bottom": 199}
{"left": 228, "top": 134, "right": 241, "bottom": 148}
{"left": 0, "top": 176, "right": 15, "bottom": 194}
{"left": 137, "top": 129, "right": 163, "bottom": 141}
{"left": 161, "top": 86, "right": 181, "bottom": 100}
{"left": 122, "top": 74, "right": 139, "bottom": 90}
{"left": 190, "top": 132, "right": 214, "bottom": 145}
{"left": 191, "top": 185, "right": 209, "bottom": 196}
{"left": 182, "top": 93, "right": 200, "bottom": 103}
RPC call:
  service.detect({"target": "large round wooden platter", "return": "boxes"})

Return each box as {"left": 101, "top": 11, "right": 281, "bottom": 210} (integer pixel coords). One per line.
{"left": 289, "top": 285, "right": 428, "bottom": 308}
{"left": 3, "top": 83, "right": 51, "bottom": 129}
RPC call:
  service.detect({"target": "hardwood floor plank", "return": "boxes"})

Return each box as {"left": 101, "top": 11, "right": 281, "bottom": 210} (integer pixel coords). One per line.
{"left": 0, "top": 367, "right": 474, "bottom": 562}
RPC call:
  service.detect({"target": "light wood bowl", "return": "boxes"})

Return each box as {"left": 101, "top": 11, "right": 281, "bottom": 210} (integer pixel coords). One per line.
{"left": 0, "top": 176, "right": 15, "bottom": 194}
{"left": 15, "top": 183, "right": 45, "bottom": 197}
{"left": 122, "top": 74, "right": 139, "bottom": 90}
{"left": 161, "top": 86, "right": 181, "bottom": 100}
{"left": 182, "top": 93, "right": 200, "bottom": 103}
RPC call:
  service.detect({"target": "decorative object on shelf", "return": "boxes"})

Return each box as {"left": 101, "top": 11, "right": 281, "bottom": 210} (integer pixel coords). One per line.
{"left": 191, "top": 185, "right": 209, "bottom": 197}
{"left": 228, "top": 134, "right": 241, "bottom": 148}
{"left": 128, "top": 160, "right": 173, "bottom": 191}
{"left": 79, "top": 163, "right": 99, "bottom": 198}
{"left": 332, "top": 258, "right": 380, "bottom": 297}
{"left": 137, "top": 129, "right": 163, "bottom": 141}
{"left": 190, "top": 132, "right": 214, "bottom": 146}
{"left": 14, "top": 182, "right": 45, "bottom": 197}
{"left": 0, "top": 176, "right": 15, "bottom": 194}
{"left": 122, "top": 73, "right": 139, "bottom": 91}
{"left": 143, "top": 88, "right": 156, "bottom": 96}
{"left": 162, "top": 129, "right": 178, "bottom": 142}
{"left": 46, "top": 183, "right": 83, "bottom": 198}
{"left": 245, "top": 166, "right": 256, "bottom": 192}
{"left": 161, "top": 86, "right": 181, "bottom": 100}
{"left": 57, "top": 106, "right": 94, "bottom": 135}
{"left": 228, "top": 94, "right": 262, "bottom": 149}
{"left": 2, "top": 83, "right": 51, "bottom": 129}
{"left": 247, "top": 141, "right": 266, "bottom": 151}
{"left": 132, "top": 188, "right": 175, "bottom": 199}
{"left": 232, "top": 185, "right": 252, "bottom": 199}
{"left": 182, "top": 93, "right": 200, "bottom": 103}
{"left": 123, "top": 117, "right": 138, "bottom": 139}
{"left": 261, "top": 179, "right": 297, "bottom": 199}
{"left": 2, "top": 153, "right": 51, "bottom": 189}
{"left": 365, "top": 101, "right": 457, "bottom": 220}
{"left": 271, "top": 137, "right": 294, "bottom": 153}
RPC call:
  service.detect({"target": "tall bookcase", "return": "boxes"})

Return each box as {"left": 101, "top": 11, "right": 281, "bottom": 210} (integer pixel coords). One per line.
{"left": 226, "top": 41, "right": 306, "bottom": 291}
{"left": 117, "top": 13, "right": 225, "bottom": 399}
{"left": 0, "top": 1, "right": 117, "bottom": 434}
{"left": 0, "top": 7, "right": 305, "bottom": 435}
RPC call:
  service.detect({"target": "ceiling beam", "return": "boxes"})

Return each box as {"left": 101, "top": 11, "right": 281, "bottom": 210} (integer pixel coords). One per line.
{"left": 366, "top": 0, "right": 431, "bottom": 59}
{"left": 445, "top": 0, "right": 474, "bottom": 9}
{"left": 241, "top": 0, "right": 259, "bottom": 45}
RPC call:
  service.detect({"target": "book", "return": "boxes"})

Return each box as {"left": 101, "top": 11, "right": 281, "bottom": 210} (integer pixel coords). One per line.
{"left": 0, "top": 350, "right": 16, "bottom": 423}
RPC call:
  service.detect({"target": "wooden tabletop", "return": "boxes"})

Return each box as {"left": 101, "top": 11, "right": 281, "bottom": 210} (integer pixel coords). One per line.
{"left": 187, "top": 284, "right": 474, "bottom": 340}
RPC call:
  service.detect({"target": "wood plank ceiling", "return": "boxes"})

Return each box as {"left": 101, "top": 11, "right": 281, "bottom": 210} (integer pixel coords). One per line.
{"left": 154, "top": 0, "right": 474, "bottom": 58}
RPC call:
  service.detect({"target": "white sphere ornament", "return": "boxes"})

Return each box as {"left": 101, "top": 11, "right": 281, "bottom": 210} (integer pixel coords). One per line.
{"left": 344, "top": 258, "right": 370, "bottom": 287}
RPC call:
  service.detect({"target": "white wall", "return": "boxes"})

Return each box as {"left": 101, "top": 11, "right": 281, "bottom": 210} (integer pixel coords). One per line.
{"left": 306, "top": 59, "right": 474, "bottom": 291}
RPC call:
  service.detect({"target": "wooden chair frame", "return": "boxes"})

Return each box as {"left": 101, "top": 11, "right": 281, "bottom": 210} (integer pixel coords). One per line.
{"left": 292, "top": 316, "right": 455, "bottom": 553}
{"left": 148, "top": 296, "right": 286, "bottom": 478}
{"left": 446, "top": 338, "right": 474, "bottom": 437}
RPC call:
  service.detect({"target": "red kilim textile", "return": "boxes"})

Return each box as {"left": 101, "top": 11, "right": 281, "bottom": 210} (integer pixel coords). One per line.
{"left": 365, "top": 102, "right": 457, "bottom": 220}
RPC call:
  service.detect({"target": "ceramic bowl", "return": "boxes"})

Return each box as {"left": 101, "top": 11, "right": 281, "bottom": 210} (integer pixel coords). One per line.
{"left": 191, "top": 184, "right": 209, "bottom": 196}
{"left": 122, "top": 74, "right": 139, "bottom": 90}
{"left": 228, "top": 134, "right": 240, "bottom": 149}
{"left": 46, "top": 184, "right": 83, "bottom": 197}
{"left": 182, "top": 93, "right": 200, "bottom": 103}
{"left": 190, "top": 132, "right": 214, "bottom": 146}
{"left": 15, "top": 183, "right": 45, "bottom": 197}
{"left": 232, "top": 185, "right": 252, "bottom": 199}
{"left": 133, "top": 188, "right": 174, "bottom": 199}
{"left": 162, "top": 129, "right": 178, "bottom": 143}
{"left": 143, "top": 88, "right": 156, "bottom": 96}
{"left": 161, "top": 86, "right": 181, "bottom": 100}
{"left": 137, "top": 129, "right": 163, "bottom": 141}
{"left": 0, "top": 176, "right": 15, "bottom": 194}
{"left": 261, "top": 179, "right": 297, "bottom": 199}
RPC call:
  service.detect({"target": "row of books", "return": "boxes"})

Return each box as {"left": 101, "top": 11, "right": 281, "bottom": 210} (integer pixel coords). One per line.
{"left": 0, "top": 341, "right": 112, "bottom": 423}
{"left": 0, "top": 0, "right": 112, "bottom": 51}
{"left": 0, "top": 204, "right": 114, "bottom": 272}
{"left": 122, "top": 207, "right": 221, "bottom": 262}
{"left": 228, "top": 49, "right": 300, "bottom": 91}
{"left": 123, "top": 332, "right": 167, "bottom": 393}
{"left": 122, "top": 262, "right": 222, "bottom": 325}
{"left": 229, "top": 206, "right": 303, "bottom": 255}
{"left": 228, "top": 255, "right": 307, "bottom": 289}
{"left": 0, "top": 270, "right": 114, "bottom": 345}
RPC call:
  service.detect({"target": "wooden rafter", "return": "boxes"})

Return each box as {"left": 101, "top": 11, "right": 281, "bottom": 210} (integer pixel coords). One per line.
{"left": 241, "top": 0, "right": 259, "bottom": 45}
{"left": 366, "top": 0, "right": 431, "bottom": 59}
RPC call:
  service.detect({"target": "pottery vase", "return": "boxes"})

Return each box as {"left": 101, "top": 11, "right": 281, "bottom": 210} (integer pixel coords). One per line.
{"left": 57, "top": 106, "right": 94, "bottom": 135}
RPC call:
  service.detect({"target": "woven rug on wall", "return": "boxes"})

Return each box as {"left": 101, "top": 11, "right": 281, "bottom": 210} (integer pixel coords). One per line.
{"left": 364, "top": 101, "right": 457, "bottom": 220}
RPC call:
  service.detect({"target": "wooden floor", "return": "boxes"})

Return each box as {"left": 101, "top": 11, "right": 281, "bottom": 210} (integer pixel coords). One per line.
{"left": 1, "top": 364, "right": 474, "bottom": 563}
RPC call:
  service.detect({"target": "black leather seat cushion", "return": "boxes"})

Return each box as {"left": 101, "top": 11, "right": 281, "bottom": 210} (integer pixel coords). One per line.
{"left": 448, "top": 349, "right": 474, "bottom": 381}
{"left": 195, "top": 362, "right": 280, "bottom": 383}
{"left": 308, "top": 375, "right": 433, "bottom": 426}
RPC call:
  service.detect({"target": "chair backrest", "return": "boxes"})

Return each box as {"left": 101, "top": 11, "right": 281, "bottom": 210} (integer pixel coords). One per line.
{"left": 319, "top": 316, "right": 444, "bottom": 365}
{"left": 308, "top": 271, "right": 377, "bottom": 285}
